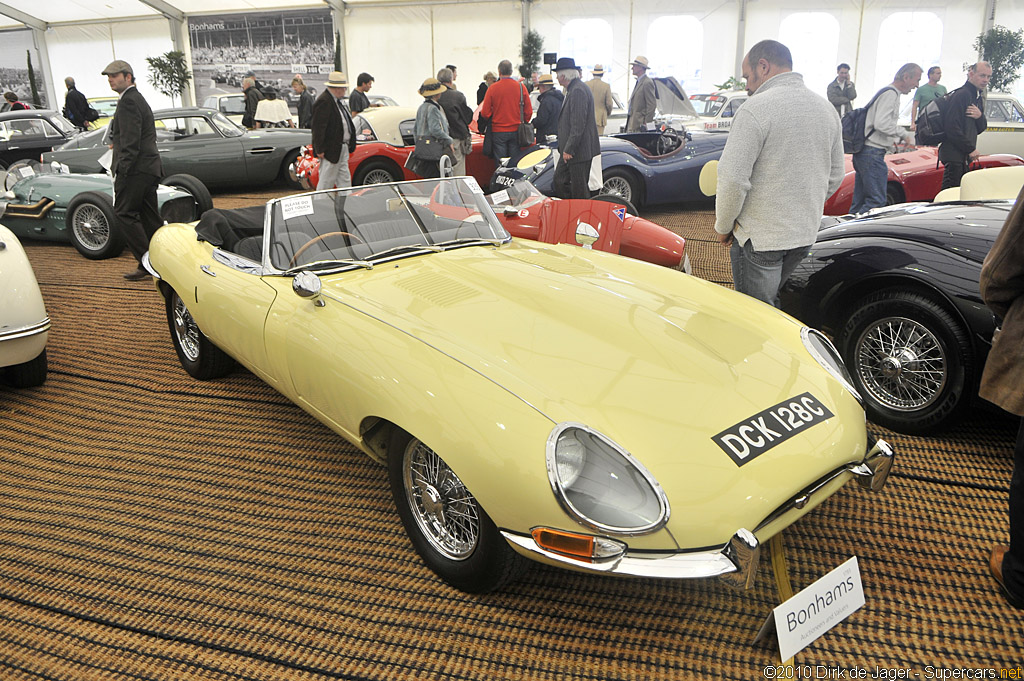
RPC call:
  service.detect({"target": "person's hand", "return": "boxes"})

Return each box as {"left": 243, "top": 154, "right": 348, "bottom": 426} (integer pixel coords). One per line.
{"left": 966, "top": 104, "right": 982, "bottom": 119}
{"left": 717, "top": 230, "right": 733, "bottom": 246}
{"left": 910, "top": 122, "right": 917, "bottom": 131}
{"left": 562, "top": 152, "right": 573, "bottom": 161}
{"left": 969, "top": 149, "right": 981, "bottom": 161}
{"left": 317, "top": 152, "right": 324, "bottom": 159}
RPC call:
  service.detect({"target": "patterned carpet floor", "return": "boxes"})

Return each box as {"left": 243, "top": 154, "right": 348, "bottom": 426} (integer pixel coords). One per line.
{"left": 1, "top": 194, "right": 1021, "bottom": 680}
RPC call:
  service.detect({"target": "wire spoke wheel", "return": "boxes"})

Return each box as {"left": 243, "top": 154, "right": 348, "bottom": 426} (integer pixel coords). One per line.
{"left": 402, "top": 439, "right": 480, "bottom": 561}
{"left": 854, "top": 315, "right": 946, "bottom": 411}
{"left": 171, "top": 293, "right": 202, "bottom": 363}
{"left": 363, "top": 168, "right": 396, "bottom": 184}
{"left": 71, "top": 203, "right": 110, "bottom": 251}
{"left": 602, "top": 175, "right": 633, "bottom": 201}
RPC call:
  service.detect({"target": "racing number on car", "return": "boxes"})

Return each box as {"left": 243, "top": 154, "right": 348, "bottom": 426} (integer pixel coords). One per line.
{"left": 712, "top": 392, "right": 834, "bottom": 466}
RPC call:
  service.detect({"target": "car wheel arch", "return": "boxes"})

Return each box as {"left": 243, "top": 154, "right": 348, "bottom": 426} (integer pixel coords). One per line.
{"left": 827, "top": 274, "right": 969, "bottom": 339}
{"left": 601, "top": 165, "right": 646, "bottom": 206}
{"left": 353, "top": 156, "right": 403, "bottom": 185}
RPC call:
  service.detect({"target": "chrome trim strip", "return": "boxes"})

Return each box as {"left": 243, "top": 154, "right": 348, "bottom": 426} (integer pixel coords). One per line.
{"left": 141, "top": 252, "right": 160, "bottom": 280}
{"left": 0, "top": 318, "right": 50, "bottom": 342}
{"left": 501, "top": 529, "right": 753, "bottom": 581}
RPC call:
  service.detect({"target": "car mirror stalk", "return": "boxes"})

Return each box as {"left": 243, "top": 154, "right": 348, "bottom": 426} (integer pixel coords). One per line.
{"left": 292, "top": 270, "right": 325, "bottom": 307}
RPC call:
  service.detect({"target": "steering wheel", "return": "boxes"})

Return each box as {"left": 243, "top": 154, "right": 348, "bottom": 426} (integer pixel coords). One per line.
{"left": 655, "top": 133, "right": 674, "bottom": 156}
{"left": 289, "top": 231, "right": 366, "bottom": 267}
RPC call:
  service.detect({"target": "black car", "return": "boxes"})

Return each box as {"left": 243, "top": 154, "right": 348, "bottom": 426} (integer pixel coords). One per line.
{"left": 0, "top": 109, "right": 79, "bottom": 170}
{"left": 779, "top": 200, "right": 1014, "bottom": 434}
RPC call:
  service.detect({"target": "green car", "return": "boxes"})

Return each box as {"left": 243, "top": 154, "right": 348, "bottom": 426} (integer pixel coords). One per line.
{"left": 44, "top": 107, "right": 311, "bottom": 189}
{"left": 0, "top": 161, "right": 210, "bottom": 260}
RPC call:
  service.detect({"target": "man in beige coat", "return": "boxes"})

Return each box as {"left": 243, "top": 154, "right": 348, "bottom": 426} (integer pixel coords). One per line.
{"left": 979, "top": 181, "right": 1024, "bottom": 610}
{"left": 626, "top": 56, "right": 657, "bottom": 132}
{"left": 585, "top": 64, "right": 613, "bottom": 135}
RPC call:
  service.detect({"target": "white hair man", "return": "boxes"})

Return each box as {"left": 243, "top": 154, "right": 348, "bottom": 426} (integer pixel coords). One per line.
{"left": 553, "top": 57, "right": 600, "bottom": 199}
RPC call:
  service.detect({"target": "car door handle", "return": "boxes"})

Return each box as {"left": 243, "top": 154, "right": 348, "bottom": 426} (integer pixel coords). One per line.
{"left": 158, "top": 148, "right": 171, "bottom": 152}
{"left": 200, "top": 265, "right": 217, "bottom": 277}
{"left": 248, "top": 147, "right": 275, "bottom": 154}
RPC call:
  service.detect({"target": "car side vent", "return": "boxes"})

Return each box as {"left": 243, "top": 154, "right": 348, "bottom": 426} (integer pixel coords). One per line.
{"left": 395, "top": 271, "right": 481, "bottom": 307}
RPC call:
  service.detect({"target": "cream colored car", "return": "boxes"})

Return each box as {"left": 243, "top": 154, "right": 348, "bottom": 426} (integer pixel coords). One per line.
{"left": 0, "top": 221, "right": 48, "bottom": 386}
{"left": 977, "top": 92, "right": 1024, "bottom": 157}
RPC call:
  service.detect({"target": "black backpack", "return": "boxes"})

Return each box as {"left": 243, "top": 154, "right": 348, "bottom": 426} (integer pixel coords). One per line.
{"left": 84, "top": 106, "right": 100, "bottom": 122}
{"left": 914, "top": 87, "right": 960, "bottom": 147}
{"left": 841, "top": 86, "right": 896, "bottom": 154}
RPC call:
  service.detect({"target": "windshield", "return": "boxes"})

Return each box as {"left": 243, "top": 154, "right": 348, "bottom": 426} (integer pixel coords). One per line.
{"left": 48, "top": 114, "right": 78, "bottom": 135}
{"left": 487, "top": 179, "right": 547, "bottom": 211}
{"left": 268, "top": 177, "right": 511, "bottom": 271}
{"left": 689, "top": 95, "right": 726, "bottom": 117}
{"left": 210, "top": 111, "right": 245, "bottom": 137}
{"left": 90, "top": 99, "right": 119, "bottom": 116}
{"left": 352, "top": 114, "right": 377, "bottom": 142}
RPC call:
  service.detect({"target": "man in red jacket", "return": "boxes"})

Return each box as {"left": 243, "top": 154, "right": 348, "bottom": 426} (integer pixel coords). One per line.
{"left": 480, "top": 60, "right": 531, "bottom": 160}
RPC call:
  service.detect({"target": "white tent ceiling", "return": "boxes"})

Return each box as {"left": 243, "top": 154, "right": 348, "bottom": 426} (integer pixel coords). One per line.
{"left": 0, "top": 1, "right": 338, "bottom": 29}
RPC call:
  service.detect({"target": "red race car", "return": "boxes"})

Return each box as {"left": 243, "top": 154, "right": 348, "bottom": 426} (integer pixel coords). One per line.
{"left": 477, "top": 179, "right": 689, "bottom": 271}
{"left": 824, "top": 145, "right": 1024, "bottom": 214}
{"left": 290, "top": 106, "right": 495, "bottom": 190}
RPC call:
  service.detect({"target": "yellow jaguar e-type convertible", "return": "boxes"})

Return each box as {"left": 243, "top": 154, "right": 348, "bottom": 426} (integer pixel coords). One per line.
{"left": 145, "top": 176, "right": 894, "bottom": 593}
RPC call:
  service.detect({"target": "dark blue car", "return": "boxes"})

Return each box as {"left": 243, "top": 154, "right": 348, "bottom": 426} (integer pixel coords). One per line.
{"left": 490, "top": 129, "right": 726, "bottom": 211}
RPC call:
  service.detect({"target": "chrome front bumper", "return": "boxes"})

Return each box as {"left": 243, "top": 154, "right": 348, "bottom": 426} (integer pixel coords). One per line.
{"left": 501, "top": 438, "right": 894, "bottom": 588}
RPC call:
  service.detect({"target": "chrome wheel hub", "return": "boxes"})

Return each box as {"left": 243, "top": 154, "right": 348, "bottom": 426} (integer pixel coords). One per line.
{"left": 403, "top": 439, "right": 479, "bottom": 561}
{"left": 602, "top": 177, "right": 632, "bottom": 201}
{"left": 855, "top": 316, "right": 946, "bottom": 411}
{"left": 172, "top": 295, "right": 201, "bottom": 362}
{"left": 71, "top": 204, "right": 109, "bottom": 250}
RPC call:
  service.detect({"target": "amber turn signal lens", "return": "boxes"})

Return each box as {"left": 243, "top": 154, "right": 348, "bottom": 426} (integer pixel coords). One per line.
{"left": 531, "top": 528, "right": 595, "bottom": 561}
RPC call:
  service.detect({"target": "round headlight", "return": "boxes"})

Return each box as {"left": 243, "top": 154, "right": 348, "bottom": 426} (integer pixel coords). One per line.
{"left": 802, "top": 327, "right": 862, "bottom": 403}
{"left": 546, "top": 423, "right": 669, "bottom": 535}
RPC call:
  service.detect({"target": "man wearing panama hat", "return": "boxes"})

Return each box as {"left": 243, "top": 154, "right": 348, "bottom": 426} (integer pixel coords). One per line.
{"left": 531, "top": 73, "right": 563, "bottom": 144}
{"left": 585, "top": 64, "right": 613, "bottom": 135}
{"left": 626, "top": 56, "right": 656, "bottom": 132}
{"left": 311, "top": 70, "right": 357, "bottom": 189}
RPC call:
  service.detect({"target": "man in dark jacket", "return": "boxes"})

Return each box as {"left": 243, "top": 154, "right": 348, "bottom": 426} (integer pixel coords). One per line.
{"left": 939, "top": 61, "right": 991, "bottom": 190}
{"left": 292, "top": 77, "right": 313, "bottom": 129}
{"left": 437, "top": 67, "right": 473, "bottom": 176}
{"left": 102, "top": 60, "right": 164, "bottom": 281}
{"left": 979, "top": 181, "right": 1024, "bottom": 611}
{"left": 241, "top": 76, "right": 264, "bottom": 129}
{"left": 553, "top": 57, "right": 599, "bottom": 200}
{"left": 63, "top": 77, "right": 90, "bottom": 131}
{"left": 311, "top": 71, "right": 357, "bottom": 189}
{"left": 532, "top": 73, "right": 563, "bottom": 144}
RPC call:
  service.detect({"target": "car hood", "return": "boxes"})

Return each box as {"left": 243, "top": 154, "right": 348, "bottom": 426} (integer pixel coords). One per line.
{"left": 321, "top": 240, "right": 867, "bottom": 545}
{"left": 10, "top": 173, "right": 189, "bottom": 204}
{"left": 820, "top": 201, "right": 1012, "bottom": 265}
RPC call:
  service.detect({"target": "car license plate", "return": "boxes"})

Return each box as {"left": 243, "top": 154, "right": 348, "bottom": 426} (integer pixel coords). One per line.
{"left": 712, "top": 392, "right": 834, "bottom": 466}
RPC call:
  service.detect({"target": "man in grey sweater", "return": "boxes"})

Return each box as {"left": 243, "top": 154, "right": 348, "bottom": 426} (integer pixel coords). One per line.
{"left": 714, "top": 40, "right": 845, "bottom": 307}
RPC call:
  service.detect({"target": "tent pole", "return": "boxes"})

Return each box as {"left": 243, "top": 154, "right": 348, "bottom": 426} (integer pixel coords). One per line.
{"left": 733, "top": 0, "right": 747, "bottom": 79}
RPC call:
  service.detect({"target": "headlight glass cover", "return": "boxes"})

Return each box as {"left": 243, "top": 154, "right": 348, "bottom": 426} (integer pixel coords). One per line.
{"left": 802, "top": 327, "right": 862, "bottom": 403}
{"left": 546, "top": 423, "right": 670, "bottom": 535}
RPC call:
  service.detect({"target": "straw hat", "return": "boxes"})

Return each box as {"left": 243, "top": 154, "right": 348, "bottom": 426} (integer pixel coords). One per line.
{"left": 324, "top": 71, "right": 349, "bottom": 87}
{"left": 538, "top": 73, "right": 554, "bottom": 86}
{"left": 419, "top": 78, "right": 446, "bottom": 97}
{"left": 592, "top": 64, "right": 605, "bottom": 76}
{"left": 629, "top": 56, "right": 650, "bottom": 69}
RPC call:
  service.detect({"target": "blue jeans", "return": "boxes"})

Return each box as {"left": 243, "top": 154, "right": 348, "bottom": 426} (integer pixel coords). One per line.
{"left": 850, "top": 146, "right": 887, "bottom": 214}
{"left": 730, "top": 238, "right": 811, "bottom": 308}
{"left": 490, "top": 130, "right": 520, "bottom": 161}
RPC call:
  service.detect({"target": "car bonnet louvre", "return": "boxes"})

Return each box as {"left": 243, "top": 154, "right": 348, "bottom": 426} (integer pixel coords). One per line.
{"left": 393, "top": 271, "right": 482, "bottom": 307}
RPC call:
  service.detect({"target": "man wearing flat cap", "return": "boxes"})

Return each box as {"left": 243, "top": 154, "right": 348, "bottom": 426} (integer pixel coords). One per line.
{"left": 585, "top": 64, "right": 613, "bottom": 136}
{"left": 103, "top": 59, "right": 163, "bottom": 281}
{"left": 312, "top": 70, "right": 357, "bottom": 189}
{"left": 554, "top": 57, "right": 600, "bottom": 199}
{"left": 626, "top": 56, "right": 656, "bottom": 132}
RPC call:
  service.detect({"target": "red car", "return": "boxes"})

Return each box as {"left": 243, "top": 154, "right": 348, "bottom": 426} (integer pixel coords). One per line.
{"left": 824, "top": 145, "right": 1024, "bottom": 214}
{"left": 290, "top": 106, "right": 495, "bottom": 190}
{"left": 481, "top": 180, "right": 689, "bottom": 271}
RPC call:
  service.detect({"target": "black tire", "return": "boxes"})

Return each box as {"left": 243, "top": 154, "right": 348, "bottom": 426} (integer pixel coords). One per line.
{"left": 161, "top": 173, "right": 213, "bottom": 218}
{"left": 600, "top": 168, "right": 640, "bottom": 207}
{"left": 838, "top": 290, "right": 973, "bottom": 433}
{"left": 4, "top": 349, "right": 47, "bottom": 388}
{"left": 387, "top": 428, "right": 528, "bottom": 593}
{"left": 165, "top": 288, "right": 235, "bottom": 380}
{"left": 65, "top": 191, "right": 124, "bottom": 260}
{"left": 886, "top": 183, "right": 905, "bottom": 206}
{"left": 592, "top": 193, "right": 639, "bottom": 216}
{"left": 354, "top": 159, "right": 402, "bottom": 186}
{"left": 278, "top": 150, "right": 304, "bottom": 189}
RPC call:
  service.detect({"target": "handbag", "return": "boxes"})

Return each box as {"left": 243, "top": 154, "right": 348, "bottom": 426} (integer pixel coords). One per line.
{"left": 517, "top": 84, "right": 534, "bottom": 147}
{"left": 414, "top": 137, "right": 444, "bottom": 161}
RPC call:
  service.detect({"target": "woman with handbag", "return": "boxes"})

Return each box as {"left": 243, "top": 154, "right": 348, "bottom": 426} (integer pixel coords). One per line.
{"left": 406, "top": 78, "right": 453, "bottom": 179}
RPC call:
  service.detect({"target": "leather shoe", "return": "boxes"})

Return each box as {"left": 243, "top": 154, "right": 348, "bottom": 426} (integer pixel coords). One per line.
{"left": 989, "top": 545, "right": 1024, "bottom": 610}
{"left": 123, "top": 267, "right": 150, "bottom": 282}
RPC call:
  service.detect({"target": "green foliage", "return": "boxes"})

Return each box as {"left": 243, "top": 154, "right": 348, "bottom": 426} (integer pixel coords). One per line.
{"left": 146, "top": 51, "right": 192, "bottom": 106}
{"left": 26, "top": 50, "right": 41, "bottom": 107}
{"left": 518, "top": 30, "right": 544, "bottom": 81}
{"left": 335, "top": 31, "right": 342, "bottom": 71}
{"left": 714, "top": 76, "right": 745, "bottom": 92}
{"left": 972, "top": 25, "right": 1024, "bottom": 92}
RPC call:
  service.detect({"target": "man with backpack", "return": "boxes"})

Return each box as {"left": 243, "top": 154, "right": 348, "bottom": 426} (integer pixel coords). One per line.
{"left": 939, "top": 62, "right": 991, "bottom": 190}
{"left": 850, "top": 63, "right": 921, "bottom": 214}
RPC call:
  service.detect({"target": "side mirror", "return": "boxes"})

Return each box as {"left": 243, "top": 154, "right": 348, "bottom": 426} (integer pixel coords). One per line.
{"left": 292, "top": 270, "right": 325, "bottom": 307}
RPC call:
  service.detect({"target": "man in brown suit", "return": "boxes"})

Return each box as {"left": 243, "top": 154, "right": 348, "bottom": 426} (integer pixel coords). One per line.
{"left": 979, "top": 181, "right": 1024, "bottom": 610}
{"left": 312, "top": 71, "right": 357, "bottom": 190}
{"left": 103, "top": 59, "right": 164, "bottom": 281}
{"left": 585, "top": 64, "right": 613, "bottom": 136}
